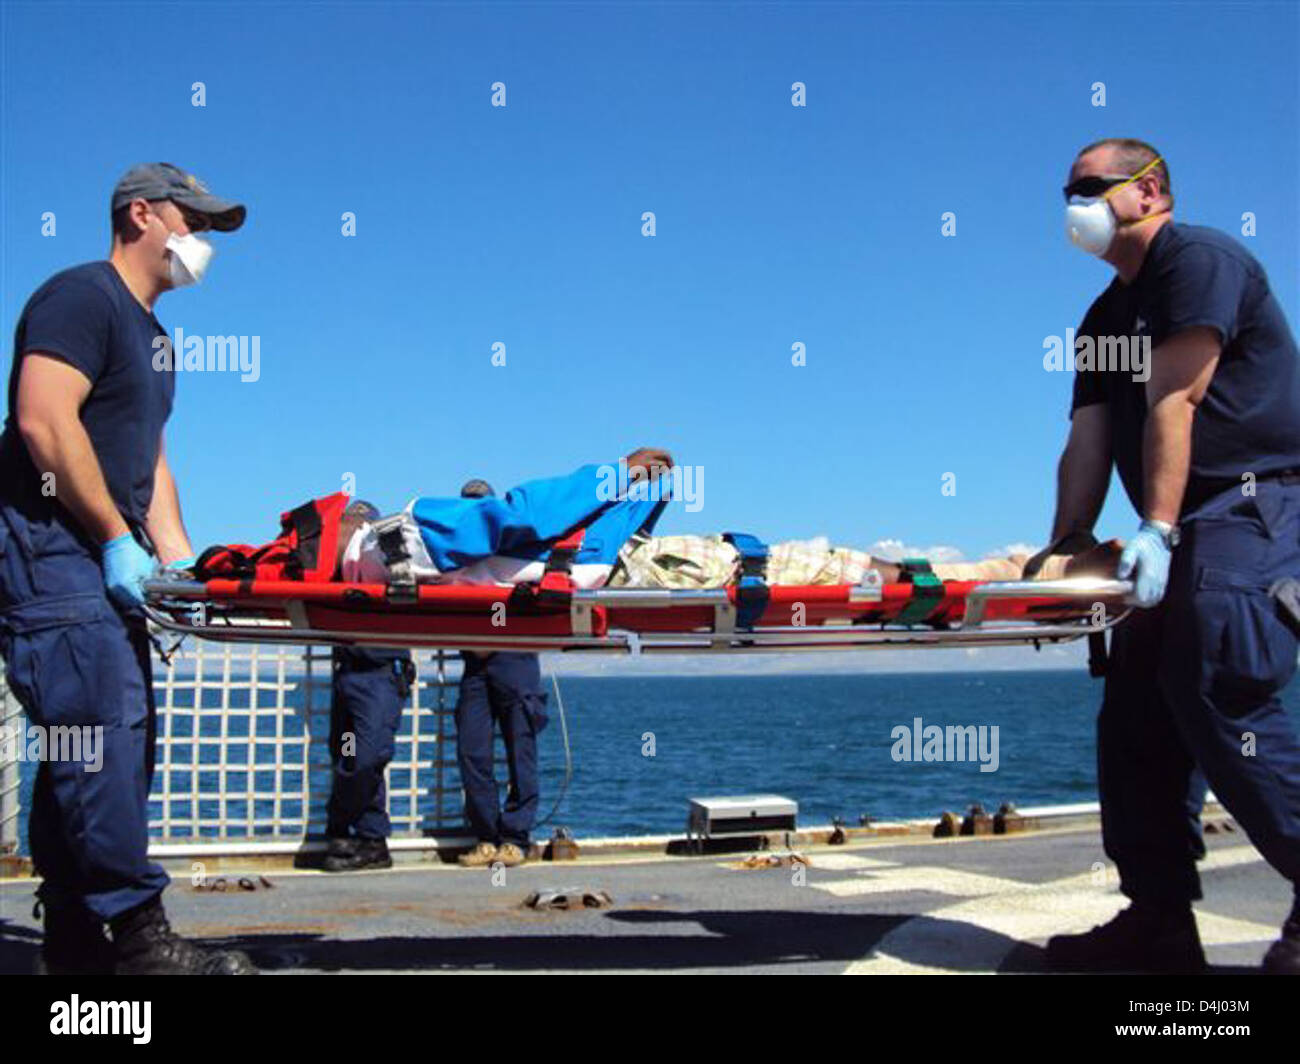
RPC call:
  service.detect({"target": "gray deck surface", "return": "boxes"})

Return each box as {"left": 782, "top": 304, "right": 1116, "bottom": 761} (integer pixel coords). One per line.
{"left": 0, "top": 826, "right": 1287, "bottom": 974}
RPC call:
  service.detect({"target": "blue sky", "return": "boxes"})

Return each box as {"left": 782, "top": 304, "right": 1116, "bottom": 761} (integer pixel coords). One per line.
{"left": 2, "top": 0, "right": 1297, "bottom": 570}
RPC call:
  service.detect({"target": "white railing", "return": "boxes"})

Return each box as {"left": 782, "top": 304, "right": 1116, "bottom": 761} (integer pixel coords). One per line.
{"left": 0, "top": 666, "right": 21, "bottom": 854}
{"left": 2, "top": 642, "right": 477, "bottom": 857}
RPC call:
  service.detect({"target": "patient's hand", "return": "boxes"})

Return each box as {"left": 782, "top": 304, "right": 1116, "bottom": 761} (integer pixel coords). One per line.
{"left": 623, "top": 447, "right": 674, "bottom": 482}
{"left": 1063, "top": 538, "right": 1124, "bottom": 578}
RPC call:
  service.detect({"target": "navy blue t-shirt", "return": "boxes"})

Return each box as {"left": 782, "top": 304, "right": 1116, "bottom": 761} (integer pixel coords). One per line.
{"left": 1071, "top": 222, "right": 1300, "bottom": 516}
{"left": 0, "top": 261, "right": 174, "bottom": 529}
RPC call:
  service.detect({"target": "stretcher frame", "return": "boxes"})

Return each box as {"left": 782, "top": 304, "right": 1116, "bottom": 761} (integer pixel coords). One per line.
{"left": 142, "top": 572, "right": 1133, "bottom": 656}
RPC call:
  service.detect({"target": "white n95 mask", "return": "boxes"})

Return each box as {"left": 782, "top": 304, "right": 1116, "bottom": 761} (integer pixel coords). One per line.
{"left": 165, "top": 232, "right": 214, "bottom": 286}
{"left": 1064, "top": 154, "right": 1168, "bottom": 257}
{"left": 1065, "top": 197, "right": 1117, "bottom": 256}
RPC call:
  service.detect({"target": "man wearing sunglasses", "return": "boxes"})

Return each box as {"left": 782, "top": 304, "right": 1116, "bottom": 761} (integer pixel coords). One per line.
{"left": 1040, "top": 138, "right": 1300, "bottom": 974}
{"left": 0, "top": 163, "right": 257, "bottom": 974}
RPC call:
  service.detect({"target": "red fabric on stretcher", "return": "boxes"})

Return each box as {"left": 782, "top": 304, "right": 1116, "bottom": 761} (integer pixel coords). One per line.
{"left": 194, "top": 493, "right": 351, "bottom": 582}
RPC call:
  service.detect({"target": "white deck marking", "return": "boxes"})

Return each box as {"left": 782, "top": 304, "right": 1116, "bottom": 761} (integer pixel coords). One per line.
{"left": 807, "top": 844, "right": 1274, "bottom": 974}
{"left": 718, "top": 852, "right": 899, "bottom": 873}
{"left": 802, "top": 853, "right": 901, "bottom": 871}
{"left": 817, "top": 867, "right": 1034, "bottom": 898}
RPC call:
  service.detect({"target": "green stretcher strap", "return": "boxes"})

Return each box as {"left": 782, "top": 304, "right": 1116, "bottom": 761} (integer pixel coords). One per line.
{"left": 893, "top": 557, "right": 945, "bottom": 626}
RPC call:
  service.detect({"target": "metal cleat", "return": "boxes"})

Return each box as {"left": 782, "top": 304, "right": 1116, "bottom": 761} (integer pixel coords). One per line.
{"left": 523, "top": 887, "right": 614, "bottom": 910}
{"left": 961, "top": 803, "right": 994, "bottom": 836}
{"left": 544, "top": 826, "right": 581, "bottom": 861}
{"left": 934, "top": 810, "right": 961, "bottom": 838}
{"left": 993, "top": 801, "right": 1025, "bottom": 834}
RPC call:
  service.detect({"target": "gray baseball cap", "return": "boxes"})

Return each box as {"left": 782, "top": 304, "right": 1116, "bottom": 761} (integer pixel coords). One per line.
{"left": 460, "top": 479, "right": 495, "bottom": 498}
{"left": 344, "top": 499, "right": 382, "bottom": 521}
{"left": 111, "top": 162, "right": 246, "bottom": 231}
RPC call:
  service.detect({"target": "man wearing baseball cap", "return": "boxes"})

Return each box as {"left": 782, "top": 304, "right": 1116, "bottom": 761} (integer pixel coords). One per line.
{"left": 452, "top": 479, "right": 550, "bottom": 870}
{"left": 0, "top": 163, "right": 255, "bottom": 974}
{"left": 321, "top": 501, "right": 416, "bottom": 873}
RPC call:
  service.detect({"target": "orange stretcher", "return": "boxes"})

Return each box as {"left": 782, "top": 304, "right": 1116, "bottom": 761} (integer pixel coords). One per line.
{"left": 141, "top": 572, "right": 1133, "bottom": 655}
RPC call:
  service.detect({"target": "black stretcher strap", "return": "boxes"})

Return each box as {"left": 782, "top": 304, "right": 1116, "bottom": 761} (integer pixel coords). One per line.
{"left": 284, "top": 501, "right": 324, "bottom": 580}
{"left": 723, "top": 532, "right": 770, "bottom": 629}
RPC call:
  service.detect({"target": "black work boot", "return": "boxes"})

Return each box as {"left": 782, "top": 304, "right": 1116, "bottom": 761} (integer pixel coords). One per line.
{"left": 31, "top": 897, "right": 116, "bottom": 976}
{"left": 1262, "top": 892, "right": 1300, "bottom": 974}
{"left": 110, "top": 896, "right": 257, "bottom": 975}
{"left": 322, "top": 836, "right": 392, "bottom": 872}
{"left": 1045, "top": 903, "right": 1206, "bottom": 973}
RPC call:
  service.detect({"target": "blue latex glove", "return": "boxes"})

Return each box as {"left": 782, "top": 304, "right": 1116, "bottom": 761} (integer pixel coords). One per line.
{"left": 102, "top": 533, "right": 155, "bottom": 609}
{"left": 165, "top": 556, "right": 197, "bottom": 572}
{"left": 1116, "top": 520, "right": 1173, "bottom": 607}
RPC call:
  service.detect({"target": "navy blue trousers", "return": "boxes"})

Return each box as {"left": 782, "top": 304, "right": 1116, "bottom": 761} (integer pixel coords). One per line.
{"left": 455, "top": 652, "right": 547, "bottom": 848}
{"left": 0, "top": 502, "right": 169, "bottom": 920}
{"left": 1099, "top": 480, "right": 1300, "bottom": 904}
{"left": 326, "top": 647, "right": 413, "bottom": 840}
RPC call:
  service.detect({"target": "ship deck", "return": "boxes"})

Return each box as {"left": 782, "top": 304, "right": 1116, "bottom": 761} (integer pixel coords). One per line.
{"left": 0, "top": 821, "right": 1284, "bottom": 975}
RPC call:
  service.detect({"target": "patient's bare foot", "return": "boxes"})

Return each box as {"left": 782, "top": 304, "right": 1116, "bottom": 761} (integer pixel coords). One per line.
{"left": 860, "top": 558, "right": 901, "bottom": 582}
{"left": 1064, "top": 539, "right": 1124, "bottom": 578}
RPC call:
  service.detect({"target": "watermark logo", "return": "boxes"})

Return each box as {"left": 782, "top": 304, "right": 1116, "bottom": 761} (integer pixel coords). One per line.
{"left": 890, "top": 716, "right": 999, "bottom": 773}
{"left": 0, "top": 721, "right": 103, "bottom": 773}
{"left": 596, "top": 460, "right": 704, "bottom": 513}
{"left": 152, "top": 327, "right": 261, "bottom": 382}
{"left": 1042, "top": 327, "right": 1150, "bottom": 382}
{"left": 50, "top": 996, "right": 150, "bottom": 1044}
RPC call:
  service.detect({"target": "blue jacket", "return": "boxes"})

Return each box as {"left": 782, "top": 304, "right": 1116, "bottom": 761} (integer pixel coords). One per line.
{"left": 410, "top": 463, "right": 668, "bottom": 573}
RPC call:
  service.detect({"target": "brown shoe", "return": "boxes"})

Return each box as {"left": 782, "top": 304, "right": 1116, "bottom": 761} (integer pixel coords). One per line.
{"left": 457, "top": 841, "right": 499, "bottom": 868}
{"left": 495, "top": 843, "right": 527, "bottom": 867}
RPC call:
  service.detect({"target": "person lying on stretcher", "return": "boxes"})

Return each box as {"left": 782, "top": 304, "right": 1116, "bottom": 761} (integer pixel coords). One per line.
{"left": 333, "top": 447, "right": 1122, "bottom": 590}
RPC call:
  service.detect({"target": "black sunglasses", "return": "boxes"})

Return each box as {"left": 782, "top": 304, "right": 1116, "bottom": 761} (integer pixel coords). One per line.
{"left": 1062, "top": 174, "right": 1133, "bottom": 202}
{"left": 174, "top": 202, "right": 212, "bottom": 234}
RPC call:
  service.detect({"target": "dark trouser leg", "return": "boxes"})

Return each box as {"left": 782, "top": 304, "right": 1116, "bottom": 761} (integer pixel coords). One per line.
{"left": 455, "top": 652, "right": 500, "bottom": 842}
{"left": 1187, "top": 768, "right": 1209, "bottom": 859}
{"left": 1097, "top": 605, "right": 1201, "bottom": 905}
{"left": 1158, "top": 483, "right": 1300, "bottom": 892}
{"left": 0, "top": 507, "right": 258, "bottom": 974}
{"left": 325, "top": 657, "right": 354, "bottom": 839}
{"left": 488, "top": 653, "right": 547, "bottom": 850}
{"left": 326, "top": 648, "right": 410, "bottom": 839}
{"left": 1, "top": 507, "right": 164, "bottom": 930}
{"left": 4, "top": 604, "right": 170, "bottom": 921}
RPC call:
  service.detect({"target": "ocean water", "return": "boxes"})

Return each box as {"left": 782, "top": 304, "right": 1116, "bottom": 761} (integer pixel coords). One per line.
{"left": 541, "top": 669, "right": 1300, "bottom": 835}
{"left": 546, "top": 669, "right": 1104, "bottom": 835}
{"left": 12, "top": 668, "right": 1300, "bottom": 844}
